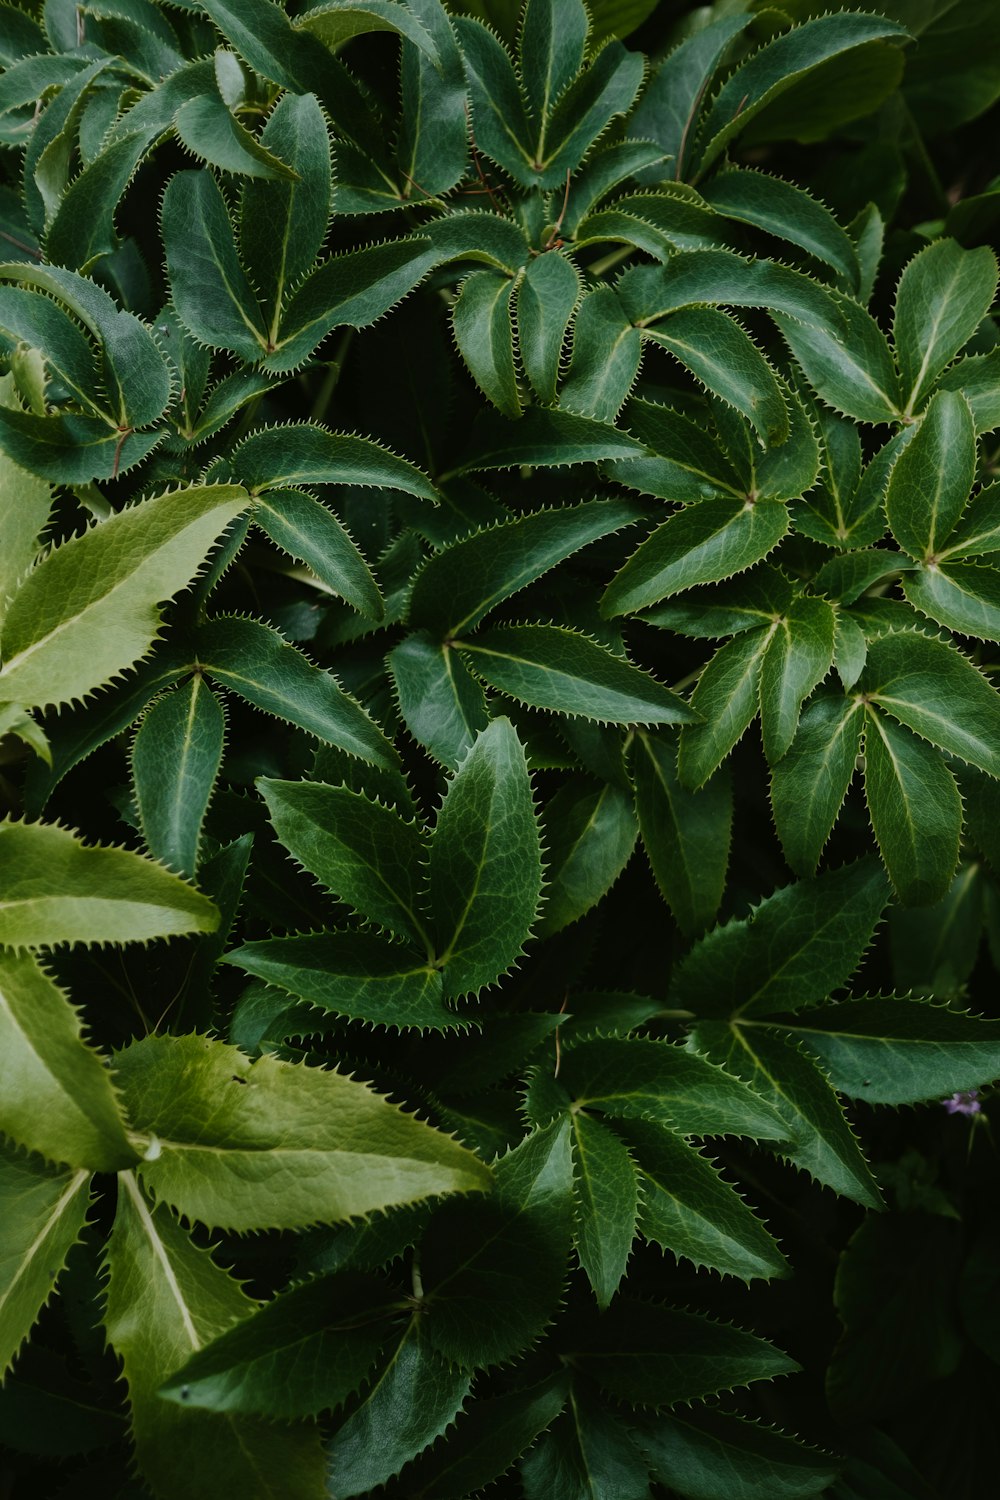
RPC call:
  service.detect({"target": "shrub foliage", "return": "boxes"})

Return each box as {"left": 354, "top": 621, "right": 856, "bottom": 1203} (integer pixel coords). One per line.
{"left": 3, "top": 0, "right": 1000, "bottom": 1496}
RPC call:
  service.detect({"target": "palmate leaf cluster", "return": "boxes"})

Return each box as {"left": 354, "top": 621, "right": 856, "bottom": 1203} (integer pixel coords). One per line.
{"left": 3, "top": 0, "right": 1000, "bottom": 1495}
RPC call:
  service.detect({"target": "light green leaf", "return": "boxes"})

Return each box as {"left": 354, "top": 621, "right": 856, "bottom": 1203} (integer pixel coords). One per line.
{"left": 892, "top": 238, "right": 999, "bottom": 414}
{"left": 677, "top": 629, "right": 771, "bottom": 789}
{"left": 622, "top": 1118, "right": 789, "bottom": 1278}
{"left": 646, "top": 309, "right": 789, "bottom": 446}
{"left": 131, "top": 676, "right": 225, "bottom": 881}
{"left": 759, "top": 595, "right": 837, "bottom": 762}
{"left": 860, "top": 628, "right": 1000, "bottom": 778}
{"left": 537, "top": 778, "right": 638, "bottom": 937}
{"left": 635, "top": 1407, "right": 837, "bottom": 1500}
{"left": 603, "top": 497, "right": 790, "bottom": 617}
{"left": 0, "top": 482, "right": 248, "bottom": 711}
{"left": 517, "top": 250, "right": 581, "bottom": 402}
{"left": 0, "top": 1146, "right": 90, "bottom": 1376}
{"left": 254, "top": 489, "right": 384, "bottom": 621}
{"left": 197, "top": 615, "right": 397, "bottom": 770}
{"left": 159, "top": 1271, "right": 393, "bottom": 1417}
{"left": 0, "top": 819, "right": 218, "bottom": 950}
{"left": 224, "top": 929, "right": 455, "bottom": 1031}
{"left": 409, "top": 499, "right": 638, "bottom": 639}
{"left": 570, "top": 1111, "right": 638, "bottom": 1308}
{"left": 429, "top": 718, "right": 542, "bottom": 996}
{"left": 452, "top": 270, "right": 520, "bottom": 418}
{"left": 459, "top": 625, "right": 699, "bottom": 724}
{"left": 632, "top": 730, "right": 731, "bottom": 937}
{"left": 259, "top": 777, "right": 429, "bottom": 945}
{"left": 885, "top": 389, "right": 976, "bottom": 560}
{"left": 688, "top": 1022, "right": 882, "bottom": 1209}
{"left": 770, "top": 694, "right": 863, "bottom": 874}
{"left": 114, "top": 1033, "right": 490, "bottom": 1230}
{"left": 863, "top": 707, "right": 962, "bottom": 906}
{"left": 0, "top": 948, "right": 135, "bottom": 1172}
{"left": 559, "top": 1037, "right": 789, "bottom": 1141}
{"left": 326, "top": 1318, "right": 471, "bottom": 1498}
{"left": 561, "top": 286, "right": 643, "bottom": 424}
{"left": 668, "top": 859, "right": 890, "bottom": 1019}
{"left": 784, "top": 996, "right": 1000, "bottom": 1105}
{"left": 570, "top": 1299, "right": 798, "bottom": 1408}
{"left": 388, "top": 631, "right": 491, "bottom": 770}
{"left": 104, "top": 1173, "right": 324, "bottom": 1500}
{"left": 0, "top": 377, "right": 49, "bottom": 623}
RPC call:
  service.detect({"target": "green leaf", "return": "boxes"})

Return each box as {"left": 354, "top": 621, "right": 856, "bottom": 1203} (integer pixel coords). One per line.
{"left": 223, "top": 421, "right": 438, "bottom": 501}
{"left": 603, "top": 498, "right": 790, "bottom": 616}
{"left": 677, "top": 629, "right": 771, "bottom": 789}
{"left": 571, "top": 1110, "right": 639, "bottom": 1308}
{"left": 863, "top": 707, "right": 962, "bottom": 906}
{"left": 539, "top": 41, "right": 644, "bottom": 188}
{"left": 451, "top": 406, "right": 646, "bottom": 474}
{"left": 622, "top": 1118, "right": 788, "bottom": 1279}
{"left": 239, "top": 91, "right": 333, "bottom": 336}
{"left": 569, "top": 1299, "right": 798, "bottom": 1408}
{"left": 903, "top": 562, "right": 1000, "bottom": 642}
{"left": 159, "top": 1271, "right": 393, "bottom": 1418}
{"left": 259, "top": 777, "right": 429, "bottom": 945}
{"left": 422, "top": 1117, "right": 574, "bottom": 1367}
{"left": 890, "top": 861, "right": 985, "bottom": 998}
{"left": 937, "top": 348, "right": 1000, "bottom": 435}
{"left": 453, "top": 18, "right": 533, "bottom": 183}
{"left": 782, "top": 996, "right": 1000, "bottom": 1105}
{"left": 885, "top": 390, "right": 976, "bottom": 560}
{"left": 521, "top": 1387, "right": 654, "bottom": 1500}
{"left": 860, "top": 629, "right": 1000, "bottom": 778}
{"left": 294, "top": 0, "right": 441, "bottom": 61}
{"left": 646, "top": 309, "right": 789, "bottom": 446}
{"left": 774, "top": 294, "right": 903, "bottom": 424}
{"left": 388, "top": 631, "right": 491, "bottom": 770}
{"left": 0, "top": 948, "right": 135, "bottom": 1172}
{"left": 561, "top": 286, "right": 643, "bottom": 424}
{"left": 326, "top": 1318, "right": 472, "bottom": 1497}
{"left": 104, "top": 1173, "right": 324, "bottom": 1500}
{"left": 174, "top": 92, "right": 299, "bottom": 182}
{"left": 224, "top": 929, "right": 454, "bottom": 1031}
{"left": 770, "top": 694, "right": 863, "bottom": 874}
{"left": 396, "top": 0, "right": 469, "bottom": 199}
{"left": 0, "top": 379, "right": 49, "bottom": 623}
{"left": 940, "top": 479, "right": 1000, "bottom": 560}
{"left": 162, "top": 169, "right": 267, "bottom": 361}
{"left": 520, "top": 0, "right": 588, "bottom": 125}
{"left": 114, "top": 1032, "right": 490, "bottom": 1230}
{"left": 668, "top": 859, "right": 890, "bottom": 1019}
{"left": 0, "top": 285, "right": 103, "bottom": 416}
{"left": 703, "top": 167, "right": 860, "bottom": 287}
{"left": 0, "top": 819, "right": 218, "bottom": 950}
{"left": 687, "top": 1022, "right": 882, "bottom": 1209}
{"left": 459, "top": 625, "right": 699, "bottom": 725}
{"left": 759, "top": 594, "right": 837, "bottom": 762}
{"left": 422, "top": 209, "right": 531, "bottom": 274}
{"left": 537, "top": 777, "right": 638, "bottom": 937}
{"left": 517, "top": 250, "right": 581, "bottom": 402}
{"left": 409, "top": 499, "right": 638, "bottom": 639}
{"left": 452, "top": 270, "right": 520, "bottom": 418}
{"left": 254, "top": 489, "right": 384, "bottom": 621}
{"left": 0, "top": 482, "right": 248, "bottom": 711}
{"left": 892, "top": 238, "right": 999, "bottom": 414}
{"left": 606, "top": 397, "right": 743, "bottom": 505}
{"left": 131, "top": 676, "right": 225, "bottom": 881}
{"left": 44, "top": 130, "right": 151, "bottom": 274}
{"left": 0, "top": 1146, "right": 90, "bottom": 1376}
{"left": 197, "top": 615, "right": 397, "bottom": 770}
{"left": 403, "top": 1376, "right": 569, "bottom": 1499}
{"left": 628, "top": 16, "right": 752, "bottom": 180}
{"left": 692, "top": 13, "right": 908, "bottom": 176}
{"left": 429, "top": 717, "right": 542, "bottom": 995}
{"left": 631, "top": 731, "right": 731, "bottom": 937}
{"left": 261, "top": 235, "right": 437, "bottom": 373}
{"left": 635, "top": 1406, "right": 838, "bottom": 1500}
{"left": 559, "top": 1037, "right": 789, "bottom": 1141}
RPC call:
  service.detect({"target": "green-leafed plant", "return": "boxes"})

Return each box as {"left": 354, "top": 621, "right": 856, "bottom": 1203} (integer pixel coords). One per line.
{"left": 3, "top": 1, "right": 1000, "bottom": 1496}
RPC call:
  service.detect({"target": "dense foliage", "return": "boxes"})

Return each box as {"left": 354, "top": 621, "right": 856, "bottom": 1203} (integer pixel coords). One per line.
{"left": 3, "top": 0, "right": 1000, "bottom": 1495}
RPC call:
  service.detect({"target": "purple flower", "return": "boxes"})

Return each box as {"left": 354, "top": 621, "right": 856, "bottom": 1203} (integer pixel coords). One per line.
{"left": 943, "top": 1090, "right": 981, "bottom": 1116}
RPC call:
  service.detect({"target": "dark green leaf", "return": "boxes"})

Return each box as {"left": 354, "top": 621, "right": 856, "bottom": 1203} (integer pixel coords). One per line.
{"left": 521, "top": 1388, "right": 654, "bottom": 1500}
{"left": 631, "top": 730, "right": 731, "bottom": 936}
{"left": 646, "top": 309, "right": 789, "bottom": 446}
{"left": 885, "top": 390, "right": 976, "bottom": 560}
{"left": 635, "top": 1407, "right": 838, "bottom": 1500}
{"left": 162, "top": 170, "right": 266, "bottom": 361}
{"left": 452, "top": 270, "right": 520, "bottom": 418}
{"left": 517, "top": 251, "right": 581, "bottom": 402}
{"left": 668, "top": 859, "right": 890, "bottom": 1019}
{"left": 774, "top": 294, "right": 903, "bottom": 424}
{"left": 561, "top": 286, "right": 643, "bottom": 424}
{"left": 571, "top": 1110, "right": 638, "bottom": 1307}
{"left": 770, "top": 694, "right": 863, "bottom": 874}
{"left": 224, "top": 422, "right": 437, "bottom": 501}
{"left": 388, "top": 631, "right": 491, "bottom": 770}
{"left": 0, "top": 1146, "right": 90, "bottom": 1374}
{"left": 254, "top": 489, "right": 383, "bottom": 621}
{"left": 538, "top": 777, "right": 637, "bottom": 937}
{"left": 451, "top": 406, "right": 646, "bottom": 474}
{"left": 903, "top": 561, "right": 1000, "bottom": 642}
{"left": 403, "top": 1376, "right": 569, "bottom": 1499}
{"left": 703, "top": 167, "right": 860, "bottom": 286}
{"left": 759, "top": 594, "right": 837, "bottom": 762}
{"left": 892, "top": 238, "right": 999, "bottom": 414}
{"left": 131, "top": 677, "right": 224, "bottom": 881}
{"left": 677, "top": 629, "right": 771, "bottom": 789}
